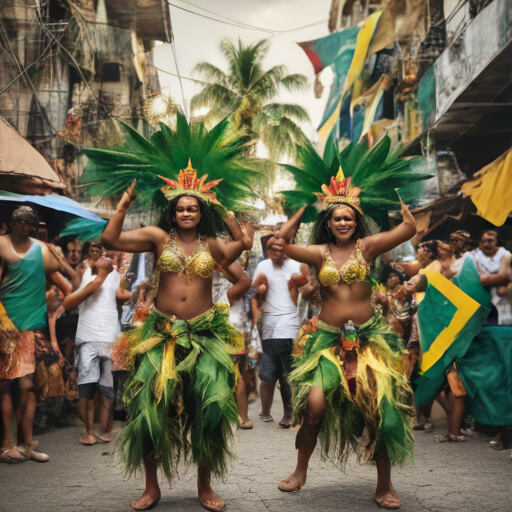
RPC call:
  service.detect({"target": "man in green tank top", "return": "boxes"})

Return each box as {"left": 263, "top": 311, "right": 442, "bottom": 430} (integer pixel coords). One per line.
{"left": 0, "top": 207, "right": 62, "bottom": 463}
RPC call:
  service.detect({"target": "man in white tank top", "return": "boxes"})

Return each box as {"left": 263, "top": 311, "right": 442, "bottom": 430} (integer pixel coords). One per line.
{"left": 62, "top": 252, "right": 129, "bottom": 445}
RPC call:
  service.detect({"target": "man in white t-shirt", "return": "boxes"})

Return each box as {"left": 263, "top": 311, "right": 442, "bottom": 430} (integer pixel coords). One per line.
{"left": 62, "top": 253, "right": 129, "bottom": 445}
{"left": 252, "top": 238, "right": 301, "bottom": 428}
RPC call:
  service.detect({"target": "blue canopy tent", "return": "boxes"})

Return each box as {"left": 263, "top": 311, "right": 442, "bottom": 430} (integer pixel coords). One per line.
{"left": 0, "top": 191, "right": 107, "bottom": 240}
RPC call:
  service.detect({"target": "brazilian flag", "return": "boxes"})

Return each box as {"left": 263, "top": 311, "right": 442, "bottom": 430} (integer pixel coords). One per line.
{"left": 413, "top": 257, "right": 491, "bottom": 405}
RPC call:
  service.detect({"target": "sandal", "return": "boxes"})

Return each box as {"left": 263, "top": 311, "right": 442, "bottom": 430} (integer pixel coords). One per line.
{"left": 240, "top": 420, "right": 253, "bottom": 430}
{"left": 435, "top": 433, "right": 466, "bottom": 443}
{"left": 23, "top": 446, "right": 49, "bottom": 462}
{"left": 424, "top": 422, "right": 434, "bottom": 433}
{"left": 278, "top": 420, "right": 292, "bottom": 429}
{"left": 259, "top": 414, "right": 273, "bottom": 422}
{"left": 0, "top": 446, "right": 25, "bottom": 463}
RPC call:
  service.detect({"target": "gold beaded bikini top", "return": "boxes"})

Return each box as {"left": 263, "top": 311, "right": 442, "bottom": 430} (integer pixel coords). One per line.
{"left": 318, "top": 239, "right": 370, "bottom": 286}
{"left": 158, "top": 230, "right": 214, "bottom": 284}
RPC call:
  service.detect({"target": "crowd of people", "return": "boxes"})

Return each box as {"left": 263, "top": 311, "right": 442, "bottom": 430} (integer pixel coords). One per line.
{"left": 2, "top": 133, "right": 512, "bottom": 511}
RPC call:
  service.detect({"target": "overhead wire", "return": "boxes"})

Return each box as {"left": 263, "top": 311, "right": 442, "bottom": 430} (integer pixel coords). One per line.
{"left": 167, "top": 12, "right": 188, "bottom": 119}
{"left": 167, "top": 1, "right": 327, "bottom": 38}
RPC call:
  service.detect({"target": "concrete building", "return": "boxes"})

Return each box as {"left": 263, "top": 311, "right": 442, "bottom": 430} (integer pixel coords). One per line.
{"left": 0, "top": 0, "right": 172, "bottom": 197}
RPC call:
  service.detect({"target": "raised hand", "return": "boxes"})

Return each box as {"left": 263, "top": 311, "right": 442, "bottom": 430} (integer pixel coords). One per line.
{"left": 277, "top": 205, "right": 307, "bottom": 243}
{"left": 400, "top": 201, "right": 416, "bottom": 228}
{"left": 241, "top": 223, "right": 255, "bottom": 250}
{"left": 117, "top": 179, "right": 137, "bottom": 213}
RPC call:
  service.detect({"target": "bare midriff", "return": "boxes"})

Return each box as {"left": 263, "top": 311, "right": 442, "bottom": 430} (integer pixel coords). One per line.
{"left": 318, "top": 281, "right": 374, "bottom": 328}
{"left": 155, "top": 272, "right": 214, "bottom": 319}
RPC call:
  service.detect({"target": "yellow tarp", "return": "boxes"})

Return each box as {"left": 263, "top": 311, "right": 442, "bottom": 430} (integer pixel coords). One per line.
{"left": 461, "top": 146, "right": 512, "bottom": 226}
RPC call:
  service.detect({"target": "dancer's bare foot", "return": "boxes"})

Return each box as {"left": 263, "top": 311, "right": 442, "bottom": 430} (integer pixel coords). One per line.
{"left": 130, "top": 491, "right": 161, "bottom": 511}
{"left": 374, "top": 486, "right": 401, "bottom": 509}
{"left": 278, "top": 472, "right": 306, "bottom": 492}
{"left": 79, "top": 434, "right": 97, "bottom": 445}
{"left": 198, "top": 488, "right": 225, "bottom": 511}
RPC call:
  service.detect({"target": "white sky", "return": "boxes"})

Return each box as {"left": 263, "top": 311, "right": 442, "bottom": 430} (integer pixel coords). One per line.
{"left": 153, "top": 0, "right": 334, "bottom": 141}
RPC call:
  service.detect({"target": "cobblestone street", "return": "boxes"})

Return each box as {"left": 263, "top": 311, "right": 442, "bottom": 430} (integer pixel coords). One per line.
{"left": 1, "top": 395, "right": 511, "bottom": 512}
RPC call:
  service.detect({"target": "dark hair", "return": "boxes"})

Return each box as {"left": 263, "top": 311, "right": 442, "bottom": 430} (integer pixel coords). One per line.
{"left": 379, "top": 264, "right": 405, "bottom": 285}
{"left": 418, "top": 240, "right": 439, "bottom": 260}
{"left": 312, "top": 203, "right": 365, "bottom": 245}
{"left": 158, "top": 194, "right": 228, "bottom": 238}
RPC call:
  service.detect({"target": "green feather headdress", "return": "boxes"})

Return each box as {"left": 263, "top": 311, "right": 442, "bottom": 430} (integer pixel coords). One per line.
{"left": 80, "top": 112, "right": 264, "bottom": 215}
{"left": 281, "top": 135, "right": 432, "bottom": 228}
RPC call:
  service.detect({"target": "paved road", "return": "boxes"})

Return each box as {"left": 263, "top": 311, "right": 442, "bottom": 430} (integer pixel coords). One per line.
{"left": 1, "top": 395, "right": 511, "bottom": 512}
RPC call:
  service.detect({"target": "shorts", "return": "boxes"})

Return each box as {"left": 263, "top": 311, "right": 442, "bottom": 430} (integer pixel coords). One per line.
{"left": 76, "top": 342, "right": 114, "bottom": 399}
{"left": 259, "top": 338, "right": 293, "bottom": 385}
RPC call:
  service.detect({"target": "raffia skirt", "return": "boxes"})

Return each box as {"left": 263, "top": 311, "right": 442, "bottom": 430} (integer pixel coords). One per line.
{"left": 291, "top": 312, "right": 414, "bottom": 466}
{"left": 113, "top": 303, "right": 244, "bottom": 483}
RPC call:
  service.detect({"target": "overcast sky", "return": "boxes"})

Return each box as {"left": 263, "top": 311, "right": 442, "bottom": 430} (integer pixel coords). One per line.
{"left": 153, "top": 0, "right": 334, "bottom": 141}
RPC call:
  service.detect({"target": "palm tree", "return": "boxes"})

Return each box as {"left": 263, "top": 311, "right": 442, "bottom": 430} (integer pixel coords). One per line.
{"left": 190, "top": 39, "right": 311, "bottom": 198}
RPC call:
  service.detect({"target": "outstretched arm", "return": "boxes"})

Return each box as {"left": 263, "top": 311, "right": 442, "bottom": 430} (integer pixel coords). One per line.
{"left": 361, "top": 202, "right": 417, "bottom": 262}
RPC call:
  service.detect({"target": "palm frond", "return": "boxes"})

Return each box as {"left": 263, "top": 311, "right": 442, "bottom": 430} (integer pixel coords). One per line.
{"left": 190, "top": 84, "right": 240, "bottom": 112}
{"left": 192, "top": 62, "right": 229, "bottom": 84}
{"left": 262, "top": 103, "right": 311, "bottom": 123}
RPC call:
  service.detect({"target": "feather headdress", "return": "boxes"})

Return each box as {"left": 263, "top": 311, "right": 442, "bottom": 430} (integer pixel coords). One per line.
{"left": 80, "top": 112, "right": 264, "bottom": 214}
{"left": 281, "top": 135, "right": 431, "bottom": 228}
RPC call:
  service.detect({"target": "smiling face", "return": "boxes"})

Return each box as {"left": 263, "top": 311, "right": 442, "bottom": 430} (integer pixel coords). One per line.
{"left": 327, "top": 206, "right": 357, "bottom": 243}
{"left": 174, "top": 196, "right": 201, "bottom": 231}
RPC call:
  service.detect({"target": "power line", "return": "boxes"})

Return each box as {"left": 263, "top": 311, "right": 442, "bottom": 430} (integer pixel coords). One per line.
{"left": 167, "top": 1, "right": 327, "bottom": 37}
{"left": 170, "top": 36, "right": 188, "bottom": 118}
{"left": 149, "top": 64, "right": 198, "bottom": 82}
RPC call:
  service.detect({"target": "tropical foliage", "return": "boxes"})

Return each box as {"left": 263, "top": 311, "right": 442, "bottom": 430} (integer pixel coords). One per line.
{"left": 190, "top": 38, "right": 311, "bottom": 168}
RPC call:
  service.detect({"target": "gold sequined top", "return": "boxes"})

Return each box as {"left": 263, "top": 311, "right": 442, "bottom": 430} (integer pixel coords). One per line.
{"left": 318, "top": 239, "right": 370, "bottom": 286}
{"left": 158, "top": 230, "right": 214, "bottom": 284}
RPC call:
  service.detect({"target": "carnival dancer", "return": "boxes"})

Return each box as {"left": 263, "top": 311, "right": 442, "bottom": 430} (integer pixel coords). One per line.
{"left": 275, "top": 135, "right": 430, "bottom": 509}
{"left": 81, "top": 114, "right": 260, "bottom": 511}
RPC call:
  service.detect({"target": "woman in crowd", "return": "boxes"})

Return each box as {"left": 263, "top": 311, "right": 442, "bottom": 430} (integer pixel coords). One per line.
{"left": 275, "top": 135, "right": 429, "bottom": 509}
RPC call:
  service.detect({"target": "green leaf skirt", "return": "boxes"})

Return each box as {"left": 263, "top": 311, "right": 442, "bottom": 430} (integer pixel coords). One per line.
{"left": 114, "top": 303, "right": 243, "bottom": 483}
{"left": 291, "top": 313, "right": 414, "bottom": 466}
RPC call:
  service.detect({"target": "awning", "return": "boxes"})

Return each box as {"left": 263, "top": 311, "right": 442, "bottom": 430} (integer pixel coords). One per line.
{"left": 0, "top": 118, "right": 66, "bottom": 195}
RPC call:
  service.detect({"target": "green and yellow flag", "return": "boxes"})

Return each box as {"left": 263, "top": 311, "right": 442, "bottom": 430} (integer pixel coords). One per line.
{"left": 413, "top": 257, "right": 491, "bottom": 405}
